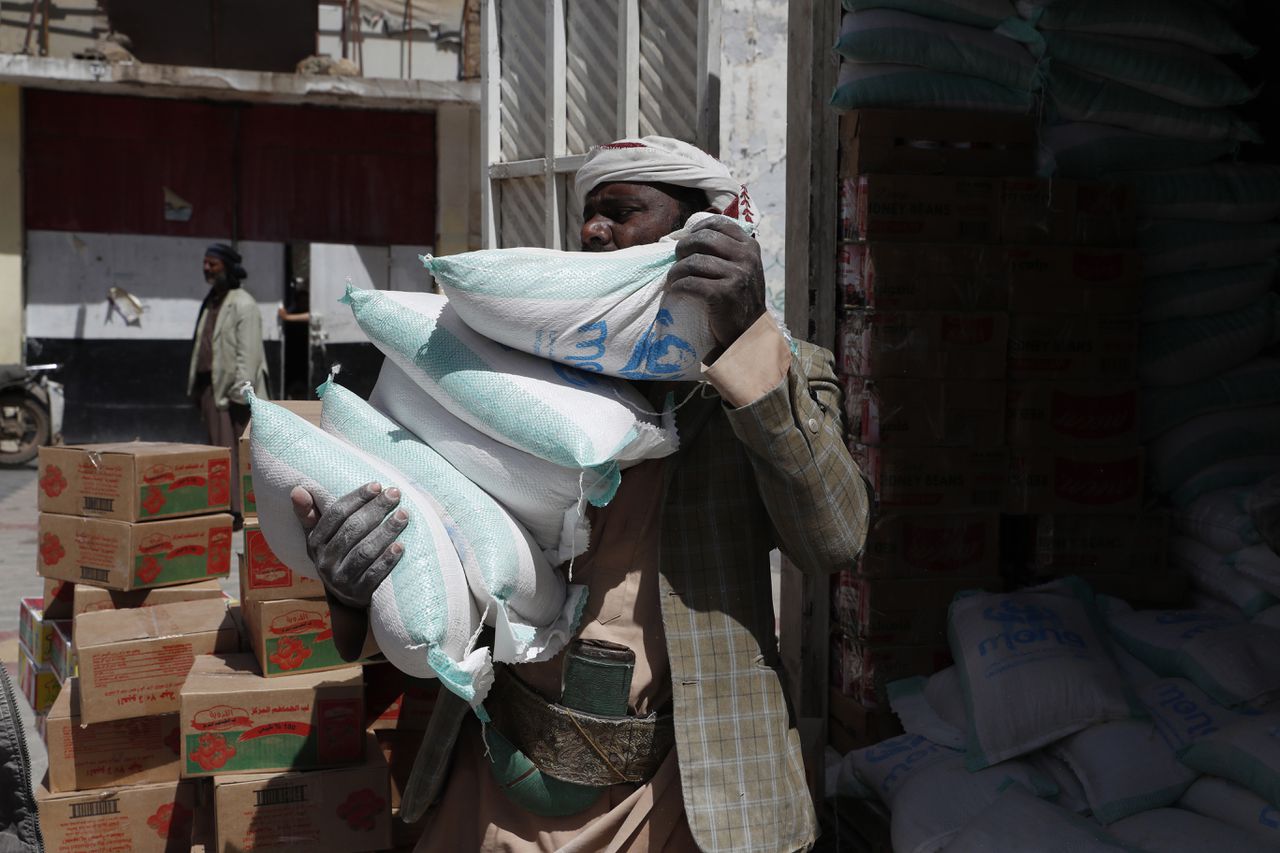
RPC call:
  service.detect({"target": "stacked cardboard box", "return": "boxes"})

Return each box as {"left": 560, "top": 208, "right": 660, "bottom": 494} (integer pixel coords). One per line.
{"left": 24, "top": 443, "right": 235, "bottom": 723}
{"left": 829, "top": 110, "right": 1170, "bottom": 751}
{"left": 831, "top": 111, "right": 1031, "bottom": 739}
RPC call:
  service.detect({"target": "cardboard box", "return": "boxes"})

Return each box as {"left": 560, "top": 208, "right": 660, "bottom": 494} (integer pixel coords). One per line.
{"left": 842, "top": 174, "right": 1002, "bottom": 243}
{"left": 838, "top": 311, "right": 1008, "bottom": 380}
{"left": 37, "top": 512, "right": 233, "bottom": 591}
{"left": 239, "top": 523, "right": 324, "bottom": 603}
{"left": 364, "top": 662, "right": 438, "bottom": 731}
{"left": 240, "top": 404, "right": 321, "bottom": 520}
{"left": 37, "top": 777, "right": 199, "bottom": 853}
{"left": 998, "top": 178, "right": 1136, "bottom": 247}
{"left": 1006, "top": 382, "right": 1139, "bottom": 447}
{"left": 1007, "top": 314, "right": 1138, "bottom": 380}
{"left": 210, "top": 735, "right": 390, "bottom": 853}
{"left": 850, "top": 445, "right": 1007, "bottom": 511}
{"left": 844, "top": 377, "right": 1005, "bottom": 447}
{"left": 50, "top": 619, "right": 76, "bottom": 683}
{"left": 832, "top": 575, "right": 996, "bottom": 646}
{"left": 19, "top": 646, "right": 60, "bottom": 714}
{"left": 45, "top": 677, "right": 182, "bottom": 793}
{"left": 37, "top": 442, "right": 231, "bottom": 522}
{"left": 1020, "top": 513, "right": 1168, "bottom": 576}
{"left": 243, "top": 598, "right": 377, "bottom": 677}
{"left": 855, "top": 512, "right": 1001, "bottom": 579}
{"left": 238, "top": 433, "right": 254, "bottom": 518}
{"left": 1006, "top": 447, "right": 1145, "bottom": 515}
{"left": 74, "top": 598, "right": 239, "bottom": 724}
{"left": 43, "top": 577, "right": 74, "bottom": 619}
{"left": 18, "top": 596, "right": 64, "bottom": 666}
{"left": 831, "top": 633, "right": 952, "bottom": 710}
{"left": 1002, "top": 246, "right": 1142, "bottom": 315}
{"left": 180, "top": 653, "right": 365, "bottom": 776}
{"left": 73, "top": 579, "right": 227, "bottom": 619}
{"left": 838, "top": 109, "right": 1035, "bottom": 178}
{"left": 829, "top": 689, "right": 901, "bottom": 755}
{"left": 838, "top": 242, "right": 1009, "bottom": 312}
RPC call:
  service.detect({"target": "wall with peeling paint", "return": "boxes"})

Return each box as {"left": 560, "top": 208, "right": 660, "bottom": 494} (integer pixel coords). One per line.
{"left": 720, "top": 0, "right": 789, "bottom": 314}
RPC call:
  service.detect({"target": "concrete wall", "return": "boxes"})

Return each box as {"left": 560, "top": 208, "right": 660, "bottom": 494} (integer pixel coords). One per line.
{"left": 317, "top": 4, "right": 460, "bottom": 82}
{"left": 719, "top": 0, "right": 788, "bottom": 314}
{"left": 0, "top": 84, "right": 21, "bottom": 365}
{"left": 24, "top": 232, "right": 284, "bottom": 342}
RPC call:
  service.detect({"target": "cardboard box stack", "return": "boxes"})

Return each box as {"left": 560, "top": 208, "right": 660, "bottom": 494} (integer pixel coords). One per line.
{"left": 23, "top": 442, "right": 235, "bottom": 726}
{"left": 830, "top": 109, "right": 1033, "bottom": 744}
{"left": 828, "top": 109, "right": 1170, "bottom": 748}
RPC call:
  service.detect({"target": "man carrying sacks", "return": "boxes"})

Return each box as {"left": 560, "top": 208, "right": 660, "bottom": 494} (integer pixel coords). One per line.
{"left": 289, "top": 137, "right": 871, "bottom": 852}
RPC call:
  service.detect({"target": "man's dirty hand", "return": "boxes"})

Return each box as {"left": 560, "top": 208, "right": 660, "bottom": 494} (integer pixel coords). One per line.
{"left": 290, "top": 481, "right": 407, "bottom": 608}
{"left": 667, "top": 217, "right": 767, "bottom": 351}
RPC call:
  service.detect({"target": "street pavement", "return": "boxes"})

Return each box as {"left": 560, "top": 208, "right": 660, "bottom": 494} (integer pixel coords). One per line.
{"left": 0, "top": 462, "right": 48, "bottom": 786}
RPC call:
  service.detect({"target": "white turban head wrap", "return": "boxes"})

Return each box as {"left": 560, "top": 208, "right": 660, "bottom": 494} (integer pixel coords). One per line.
{"left": 574, "top": 136, "right": 756, "bottom": 226}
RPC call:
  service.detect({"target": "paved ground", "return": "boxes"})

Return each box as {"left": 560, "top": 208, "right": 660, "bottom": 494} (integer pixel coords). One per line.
{"left": 0, "top": 462, "right": 49, "bottom": 786}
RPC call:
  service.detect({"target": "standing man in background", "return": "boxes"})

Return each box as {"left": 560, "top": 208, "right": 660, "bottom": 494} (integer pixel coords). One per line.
{"left": 188, "top": 243, "right": 269, "bottom": 528}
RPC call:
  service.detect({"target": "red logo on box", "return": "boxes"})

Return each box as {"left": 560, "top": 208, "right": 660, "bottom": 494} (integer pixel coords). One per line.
{"left": 39, "top": 533, "right": 65, "bottom": 567}
{"left": 208, "top": 459, "right": 230, "bottom": 505}
{"left": 142, "top": 464, "right": 175, "bottom": 484}
{"left": 136, "top": 556, "right": 162, "bottom": 585}
{"left": 337, "top": 789, "right": 386, "bottom": 832}
{"left": 147, "top": 801, "right": 192, "bottom": 840}
{"left": 139, "top": 533, "right": 173, "bottom": 554}
{"left": 1050, "top": 389, "right": 1135, "bottom": 441}
{"left": 191, "top": 733, "right": 236, "bottom": 771}
{"left": 902, "top": 521, "right": 987, "bottom": 573}
{"left": 269, "top": 637, "right": 314, "bottom": 671}
{"left": 142, "top": 486, "right": 167, "bottom": 516}
{"left": 317, "top": 698, "right": 362, "bottom": 764}
{"left": 192, "top": 705, "right": 253, "bottom": 731}
{"left": 1054, "top": 455, "right": 1141, "bottom": 507}
{"left": 39, "top": 465, "right": 67, "bottom": 497}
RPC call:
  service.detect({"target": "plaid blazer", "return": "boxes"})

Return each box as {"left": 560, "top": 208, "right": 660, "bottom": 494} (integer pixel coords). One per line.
{"left": 658, "top": 339, "right": 869, "bottom": 852}
{"left": 411, "top": 340, "right": 868, "bottom": 852}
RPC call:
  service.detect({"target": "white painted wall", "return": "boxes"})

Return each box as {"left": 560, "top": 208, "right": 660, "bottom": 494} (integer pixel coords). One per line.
{"left": 24, "top": 231, "right": 284, "bottom": 341}
{"left": 317, "top": 3, "right": 460, "bottom": 82}
{"left": 308, "top": 242, "right": 434, "bottom": 344}
{"left": 719, "top": 0, "right": 788, "bottom": 314}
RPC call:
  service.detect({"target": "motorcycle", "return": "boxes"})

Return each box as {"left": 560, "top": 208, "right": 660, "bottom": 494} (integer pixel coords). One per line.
{"left": 0, "top": 363, "right": 64, "bottom": 467}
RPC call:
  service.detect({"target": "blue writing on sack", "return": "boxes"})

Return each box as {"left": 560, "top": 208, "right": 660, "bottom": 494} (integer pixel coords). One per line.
{"left": 977, "top": 600, "right": 1086, "bottom": 657}
{"left": 862, "top": 735, "right": 945, "bottom": 794}
{"left": 1153, "top": 610, "right": 1233, "bottom": 641}
{"left": 1148, "top": 681, "right": 1220, "bottom": 748}
{"left": 619, "top": 309, "right": 697, "bottom": 379}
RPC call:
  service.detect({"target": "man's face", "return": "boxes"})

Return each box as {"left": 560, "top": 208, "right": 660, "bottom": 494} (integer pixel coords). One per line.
{"left": 581, "top": 182, "right": 702, "bottom": 252}
{"left": 203, "top": 255, "right": 226, "bottom": 285}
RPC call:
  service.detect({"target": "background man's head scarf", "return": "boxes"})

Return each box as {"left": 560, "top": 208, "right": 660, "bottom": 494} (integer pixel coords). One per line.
{"left": 205, "top": 242, "right": 247, "bottom": 284}
{"left": 575, "top": 136, "right": 756, "bottom": 227}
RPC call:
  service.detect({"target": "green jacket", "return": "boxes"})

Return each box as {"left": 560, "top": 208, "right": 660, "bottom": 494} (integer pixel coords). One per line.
{"left": 187, "top": 288, "right": 270, "bottom": 408}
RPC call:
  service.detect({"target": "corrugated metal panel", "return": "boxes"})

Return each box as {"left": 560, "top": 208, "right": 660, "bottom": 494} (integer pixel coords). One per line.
{"left": 562, "top": 172, "right": 584, "bottom": 251}
{"left": 24, "top": 92, "right": 437, "bottom": 247}
{"left": 565, "top": 0, "right": 619, "bottom": 154}
{"left": 638, "top": 0, "right": 698, "bottom": 141}
{"left": 498, "top": 0, "right": 547, "bottom": 161}
{"left": 23, "top": 91, "right": 237, "bottom": 237}
{"left": 496, "top": 177, "right": 546, "bottom": 248}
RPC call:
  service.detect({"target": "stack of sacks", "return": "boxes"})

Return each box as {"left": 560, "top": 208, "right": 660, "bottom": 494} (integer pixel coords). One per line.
{"left": 1023, "top": 0, "right": 1260, "bottom": 177}
{"left": 246, "top": 214, "right": 761, "bottom": 712}
{"left": 1020, "top": 3, "right": 1280, "bottom": 612}
{"left": 830, "top": 0, "right": 1042, "bottom": 114}
{"left": 827, "top": 576, "right": 1280, "bottom": 851}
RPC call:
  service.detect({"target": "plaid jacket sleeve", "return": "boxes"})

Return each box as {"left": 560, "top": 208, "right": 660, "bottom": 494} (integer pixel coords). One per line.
{"left": 722, "top": 339, "right": 870, "bottom": 574}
